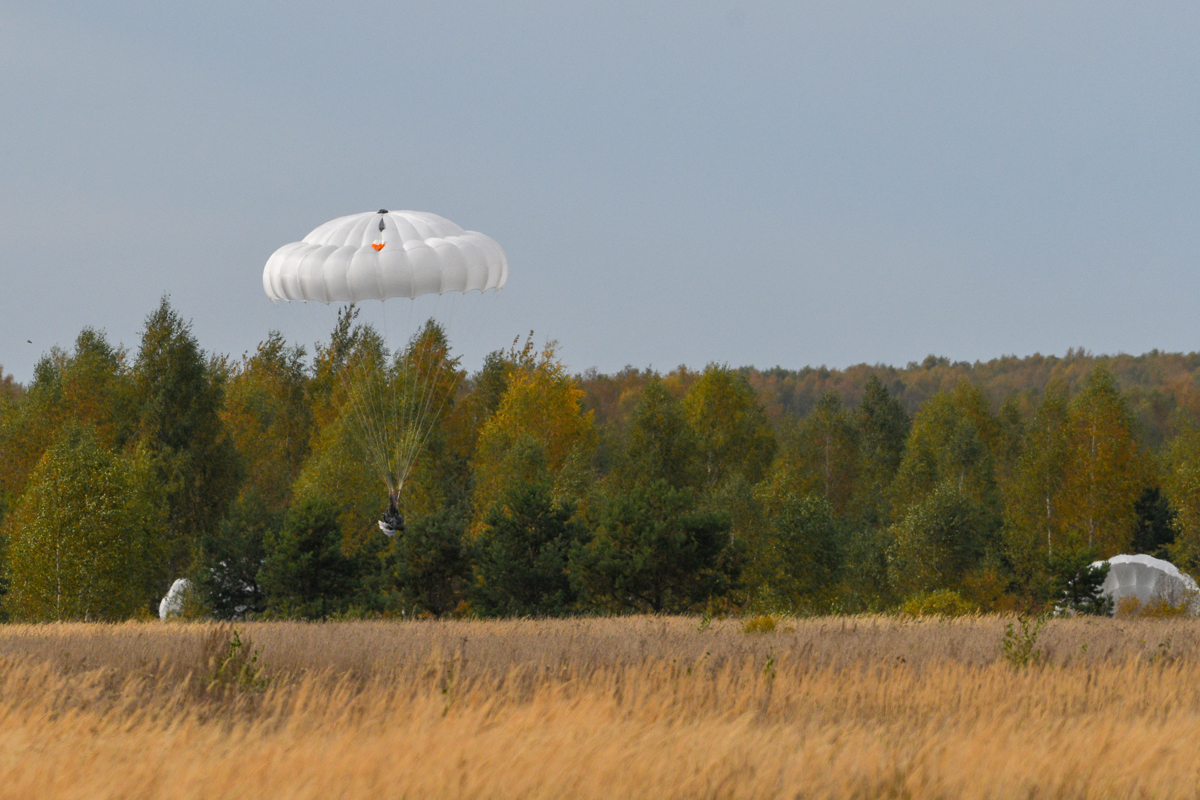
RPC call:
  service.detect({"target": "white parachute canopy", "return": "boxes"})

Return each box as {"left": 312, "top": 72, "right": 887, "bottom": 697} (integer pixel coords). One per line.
{"left": 1091, "top": 554, "right": 1200, "bottom": 614}
{"left": 263, "top": 209, "right": 508, "bottom": 303}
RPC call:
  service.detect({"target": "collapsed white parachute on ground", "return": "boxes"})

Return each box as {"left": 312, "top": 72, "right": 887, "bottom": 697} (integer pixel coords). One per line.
{"left": 1091, "top": 554, "right": 1200, "bottom": 615}
{"left": 263, "top": 210, "right": 508, "bottom": 302}
{"left": 159, "top": 578, "right": 193, "bottom": 620}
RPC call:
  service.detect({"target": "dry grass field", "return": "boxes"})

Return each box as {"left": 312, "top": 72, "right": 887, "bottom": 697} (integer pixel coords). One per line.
{"left": 1, "top": 615, "right": 1200, "bottom": 798}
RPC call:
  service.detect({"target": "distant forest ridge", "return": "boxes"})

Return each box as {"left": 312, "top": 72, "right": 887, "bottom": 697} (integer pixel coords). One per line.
{"left": 580, "top": 349, "right": 1200, "bottom": 450}
{"left": 6, "top": 345, "right": 1200, "bottom": 446}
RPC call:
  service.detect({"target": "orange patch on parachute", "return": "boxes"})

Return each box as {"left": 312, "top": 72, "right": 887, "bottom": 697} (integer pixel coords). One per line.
{"left": 371, "top": 242, "right": 386, "bottom": 251}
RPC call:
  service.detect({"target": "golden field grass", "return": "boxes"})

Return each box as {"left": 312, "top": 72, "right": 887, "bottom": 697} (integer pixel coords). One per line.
{"left": 2, "top": 615, "right": 1200, "bottom": 799}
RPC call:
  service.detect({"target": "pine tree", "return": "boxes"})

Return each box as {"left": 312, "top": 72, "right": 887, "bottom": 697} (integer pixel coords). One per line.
{"left": 471, "top": 471, "right": 586, "bottom": 617}
{"left": 573, "top": 480, "right": 734, "bottom": 613}
{"left": 258, "top": 496, "right": 360, "bottom": 619}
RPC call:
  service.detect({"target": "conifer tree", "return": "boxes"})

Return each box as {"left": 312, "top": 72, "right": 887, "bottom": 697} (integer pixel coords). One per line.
{"left": 471, "top": 455, "right": 586, "bottom": 617}
{"left": 573, "top": 480, "right": 733, "bottom": 613}
{"left": 259, "top": 496, "right": 360, "bottom": 618}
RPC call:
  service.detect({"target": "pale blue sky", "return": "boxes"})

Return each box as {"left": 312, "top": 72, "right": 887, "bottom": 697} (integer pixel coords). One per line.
{"left": 3, "top": 2, "right": 1199, "bottom": 383}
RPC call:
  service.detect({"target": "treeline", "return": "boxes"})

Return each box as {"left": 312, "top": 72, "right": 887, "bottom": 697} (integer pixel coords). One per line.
{"left": 4, "top": 298, "right": 1200, "bottom": 620}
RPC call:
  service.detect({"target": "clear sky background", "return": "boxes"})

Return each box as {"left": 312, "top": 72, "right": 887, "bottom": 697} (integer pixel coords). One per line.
{"left": 3, "top": 2, "right": 1198, "bottom": 384}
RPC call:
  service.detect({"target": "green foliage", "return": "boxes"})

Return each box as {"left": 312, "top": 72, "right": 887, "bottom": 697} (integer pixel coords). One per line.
{"left": 471, "top": 478, "right": 587, "bottom": 617}
{"left": 0, "top": 329, "right": 138, "bottom": 512}
{"left": 683, "top": 364, "right": 775, "bottom": 490}
{"left": 1003, "top": 383, "right": 1071, "bottom": 589}
{"left": 1163, "top": 420, "right": 1200, "bottom": 573}
{"left": 1000, "top": 614, "right": 1048, "bottom": 667}
{"left": 899, "top": 589, "right": 977, "bottom": 617}
{"left": 1131, "top": 486, "right": 1176, "bottom": 561}
{"left": 290, "top": 383, "right": 385, "bottom": 555}
{"left": 308, "top": 304, "right": 387, "bottom": 427}
{"left": 614, "top": 376, "right": 698, "bottom": 490}
{"left": 133, "top": 297, "right": 242, "bottom": 580}
{"left": 258, "top": 496, "right": 361, "bottom": 619}
{"left": 221, "top": 331, "right": 311, "bottom": 514}
{"left": 23, "top": 298, "right": 1200, "bottom": 621}
{"left": 195, "top": 490, "right": 276, "bottom": 619}
{"left": 339, "top": 319, "right": 462, "bottom": 504}
{"left": 888, "top": 482, "right": 992, "bottom": 597}
{"left": 1061, "top": 366, "right": 1144, "bottom": 555}
{"left": 205, "top": 628, "right": 270, "bottom": 692}
{"left": 5, "top": 423, "right": 166, "bottom": 621}
{"left": 751, "top": 493, "right": 839, "bottom": 612}
{"left": 854, "top": 376, "right": 910, "bottom": 518}
{"left": 891, "top": 382, "right": 1002, "bottom": 520}
{"left": 573, "top": 480, "right": 736, "bottom": 613}
{"left": 471, "top": 340, "right": 596, "bottom": 533}
{"left": 835, "top": 522, "right": 894, "bottom": 612}
{"left": 387, "top": 502, "right": 471, "bottom": 617}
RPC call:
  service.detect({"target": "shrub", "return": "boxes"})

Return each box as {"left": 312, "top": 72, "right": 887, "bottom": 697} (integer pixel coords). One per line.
{"left": 899, "top": 589, "right": 977, "bottom": 618}
{"left": 742, "top": 614, "right": 777, "bottom": 634}
{"left": 1000, "top": 613, "right": 1048, "bottom": 667}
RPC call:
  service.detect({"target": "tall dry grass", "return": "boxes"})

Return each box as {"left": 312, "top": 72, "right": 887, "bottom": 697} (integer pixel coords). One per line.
{"left": 0, "top": 616, "right": 1198, "bottom": 798}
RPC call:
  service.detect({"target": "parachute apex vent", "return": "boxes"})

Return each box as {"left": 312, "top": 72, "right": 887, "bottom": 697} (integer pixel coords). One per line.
{"left": 378, "top": 209, "right": 388, "bottom": 214}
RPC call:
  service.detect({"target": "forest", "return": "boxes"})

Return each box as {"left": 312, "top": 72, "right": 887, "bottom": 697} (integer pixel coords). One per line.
{"left": 4, "top": 296, "right": 1200, "bottom": 621}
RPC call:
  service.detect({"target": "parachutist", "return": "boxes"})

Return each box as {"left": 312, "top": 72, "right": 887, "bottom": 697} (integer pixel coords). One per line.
{"left": 378, "top": 491, "right": 405, "bottom": 538}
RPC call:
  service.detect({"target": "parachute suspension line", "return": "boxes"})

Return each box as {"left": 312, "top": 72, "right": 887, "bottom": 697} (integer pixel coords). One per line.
{"left": 382, "top": 293, "right": 465, "bottom": 502}
{"left": 323, "top": 302, "right": 402, "bottom": 498}
{"left": 329, "top": 300, "right": 463, "bottom": 503}
{"left": 337, "top": 339, "right": 396, "bottom": 494}
{"left": 342, "top": 295, "right": 462, "bottom": 505}
{"left": 392, "top": 296, "right": 450, "bottom": 497}
{"left": 392, "top": 306, "right": 456, "bottom": 496}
